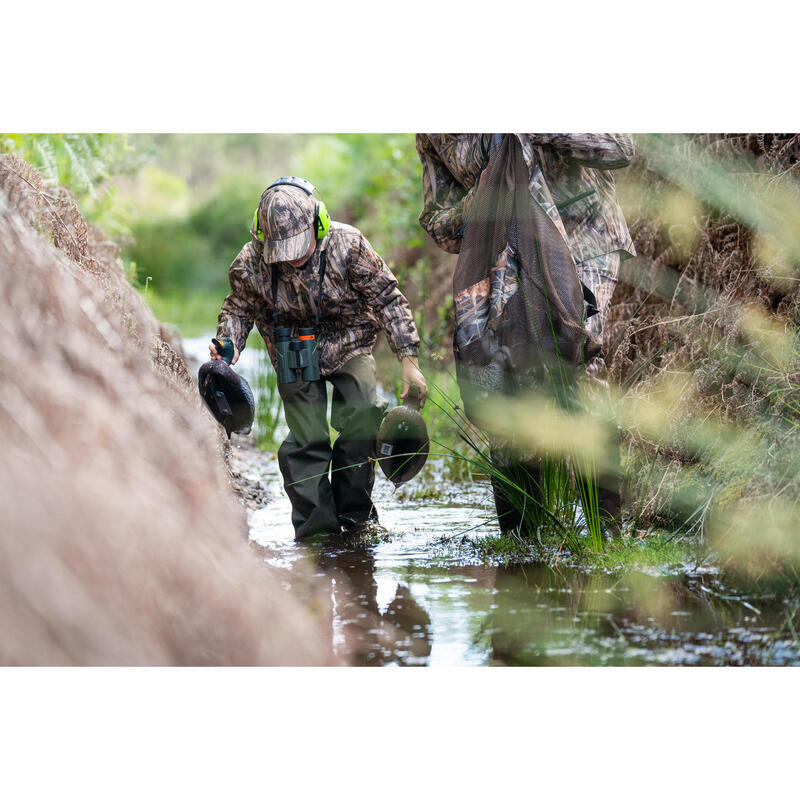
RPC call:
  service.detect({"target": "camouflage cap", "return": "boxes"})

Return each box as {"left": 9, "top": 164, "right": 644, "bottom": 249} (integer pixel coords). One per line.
{"left": 257, "top": 185, "right": 316, "bottom": 263}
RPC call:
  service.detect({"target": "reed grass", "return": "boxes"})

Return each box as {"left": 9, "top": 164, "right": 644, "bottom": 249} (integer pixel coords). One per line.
{"left": 253, "top": 346, "right": 283, "bottom": 447}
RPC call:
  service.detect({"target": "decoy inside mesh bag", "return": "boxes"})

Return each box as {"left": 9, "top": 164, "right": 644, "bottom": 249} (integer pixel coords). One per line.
{"left": 452, "top": 134, "right": 601, "bottom": 421}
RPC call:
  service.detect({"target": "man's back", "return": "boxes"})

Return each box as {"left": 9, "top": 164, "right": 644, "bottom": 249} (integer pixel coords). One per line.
{"left": 417, "top": 133, "right": 634, "bottom": 262}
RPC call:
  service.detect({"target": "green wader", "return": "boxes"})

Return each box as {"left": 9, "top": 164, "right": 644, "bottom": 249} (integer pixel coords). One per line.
{"left": 277, "top": 354, "right": 387, "bottom": 539}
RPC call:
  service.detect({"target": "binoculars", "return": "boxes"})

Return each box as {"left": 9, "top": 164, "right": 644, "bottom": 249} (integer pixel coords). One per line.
{"left": 275, "top": 327, "right": 321, "bottom": 384}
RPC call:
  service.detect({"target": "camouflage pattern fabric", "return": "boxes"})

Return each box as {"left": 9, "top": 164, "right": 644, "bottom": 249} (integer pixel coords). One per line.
{"left": 578, "top": 251, "right": 622, "bottom": 340}
{"left": 416, "top": 133, "right": 636, "bottom": 336}
{"left": 217, "top": 222, "right": 420, "bottom": 376}
{"left": 415, "top": 134, "right": 489, "bottom": 253}
{"left": 453, "top": 243, "right": 520, "bottom": 351}
{"left": 256, "top": 184, "right": 317, "bottom": 264}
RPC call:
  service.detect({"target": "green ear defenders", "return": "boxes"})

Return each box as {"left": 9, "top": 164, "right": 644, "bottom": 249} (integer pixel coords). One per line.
{"left": 253, "top": 176, "right": 330, "bottom": 243}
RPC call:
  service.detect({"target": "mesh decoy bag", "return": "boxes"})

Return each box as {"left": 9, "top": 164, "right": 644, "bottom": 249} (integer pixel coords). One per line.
{"left": 452, "top": 134, "right": 601, "bottom": 422}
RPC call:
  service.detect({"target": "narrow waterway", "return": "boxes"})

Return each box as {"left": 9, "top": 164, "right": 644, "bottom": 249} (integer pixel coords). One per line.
{"left": 187, "top": 336, "right": 800, "bottom": 666}
{"left": 235, "top": 446, "right": 800, "bottom": 666}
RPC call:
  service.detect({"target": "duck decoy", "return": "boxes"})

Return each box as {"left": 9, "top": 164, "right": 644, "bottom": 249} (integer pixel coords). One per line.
{"left": 375, "top": 385, "right": 429, "bottom": 485}
{"left": 198, "top": 337, "right": 255, "bottom": 439}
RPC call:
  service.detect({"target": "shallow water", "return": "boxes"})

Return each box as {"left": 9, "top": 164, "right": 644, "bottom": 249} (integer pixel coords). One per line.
{"left": 187, "top": 335, "right": 800, "bottom": 667}
{"left": 241, "top": 448, "right": 800, "bottom": 667}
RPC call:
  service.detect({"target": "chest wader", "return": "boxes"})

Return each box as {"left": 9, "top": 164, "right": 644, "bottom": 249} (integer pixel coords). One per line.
{"left": 272, "top": 249, "right": 386, "bottom": 539}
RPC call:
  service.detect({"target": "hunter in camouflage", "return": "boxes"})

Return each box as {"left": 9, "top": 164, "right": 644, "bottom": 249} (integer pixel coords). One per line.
{"left": 214, "top": 181, "right": 425, "bottom": 538}
{"left": 217, "top": 202, "right": 420, "bottom": 374}
{"left": 416, "top": 134, "right": 634, "bottom": 537}
{"left": 416, "top": 133, "right": 636, "bottom": 339}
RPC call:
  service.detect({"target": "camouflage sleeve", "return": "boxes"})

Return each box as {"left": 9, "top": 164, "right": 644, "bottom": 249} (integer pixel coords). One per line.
{"left": 529, "top": 134, "right": 634, "bottom": 169}
{"left": 348, "top": 233, "right": 420, "bottom": 360}
{"left": 416, "top": 134, "right": 477, "bottom": 254}
{"left": 216, "top": 244, "right": 260, "bottom": 354}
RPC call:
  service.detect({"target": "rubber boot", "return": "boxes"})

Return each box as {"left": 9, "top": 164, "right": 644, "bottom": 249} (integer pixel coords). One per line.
{"left": 598, "top": 483, "right": 623, "bottom": 540}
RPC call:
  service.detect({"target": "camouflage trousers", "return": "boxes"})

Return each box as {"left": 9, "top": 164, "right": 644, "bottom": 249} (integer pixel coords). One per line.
{"left": 577, "top": 251, "right": 622, "bottom": 341}
{"left": 277, "top": 354, "right": 387, "bottom": 539}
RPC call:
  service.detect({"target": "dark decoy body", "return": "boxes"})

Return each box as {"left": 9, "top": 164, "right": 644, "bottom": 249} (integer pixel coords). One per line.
{"left": 198, "top": 338, "right": 255, "bottom": 438}
{"left": 376, "top": 386, "right": 429, "bottom": 485}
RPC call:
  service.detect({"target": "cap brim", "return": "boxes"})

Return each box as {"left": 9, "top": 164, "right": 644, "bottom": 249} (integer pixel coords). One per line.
{"left": 262, "top": 226, "right": 313, "bottom": 264}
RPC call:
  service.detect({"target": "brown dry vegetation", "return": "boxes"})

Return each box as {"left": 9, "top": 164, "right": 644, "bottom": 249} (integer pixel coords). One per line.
{"left": 610, "top": 135, "right": 800, "bottom": 390}
{"left": 0, "top": 155, "right": 336, "bottom": 665}
{"left": 607, "top": 134, "right": 800, "bottom": 532}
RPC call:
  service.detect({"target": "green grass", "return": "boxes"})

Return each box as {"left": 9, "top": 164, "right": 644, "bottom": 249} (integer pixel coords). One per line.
{"left": 253, "top": 345, "right": 283, "bottom": 450}
{"left": 395, "top": 482, "right": 447, "bottom": 502}
{"left": 467, "top": 532, "right": 542, "bottom": 566}
{"left": 468, "top": 527, "right": 702, "bottom": 573}
{"left": 587, "top": 531, "right": 706, "bottom": 573}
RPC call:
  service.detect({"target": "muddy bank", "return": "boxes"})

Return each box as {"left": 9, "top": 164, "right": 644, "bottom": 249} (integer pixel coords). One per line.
{"left": 0, "top": 156, "right": 334, "bottom": 665}
{"left": 226, "top": 438, "right": 274, "bottom": 510}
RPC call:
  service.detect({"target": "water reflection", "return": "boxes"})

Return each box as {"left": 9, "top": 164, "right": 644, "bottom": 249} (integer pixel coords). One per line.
{"left": 298, "top": 549, "right": 800, "bottom": 666}
{"left": 311, "top": 542, "right": 433, "bottom": 666}
{"left": 483, "top": 565, "right": 800, "bottom": 666}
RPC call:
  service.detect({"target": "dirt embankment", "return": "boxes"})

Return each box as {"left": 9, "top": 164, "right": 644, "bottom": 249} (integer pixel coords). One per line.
{"left": 0, "top": 156, "right": 335, "bottom": 665}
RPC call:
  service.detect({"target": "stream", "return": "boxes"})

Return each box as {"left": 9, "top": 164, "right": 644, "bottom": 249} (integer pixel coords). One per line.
{"left": 186, "top": 335, "right": 800, "bottom": 667}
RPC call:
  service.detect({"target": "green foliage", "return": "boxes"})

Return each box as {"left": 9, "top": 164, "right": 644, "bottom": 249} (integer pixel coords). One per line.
{"left": 1, "top": 133, "right": 139, "bottom": 194}
{"left": 588, "top": 532, "right": 703, "bottom": 573}
{"left": 127, "top": 171, "right": 265, "bottom": 295}
{"left": 137, "top": 134, "right": 302, "bottom": 189}
{"left": 130, "top": 217, "right": 217, "bottom": 294}
{"left": 294, "top": 134, "right": 426, "bottom": 259}
{"left": 0, "top": 133, "right": 144, "bottom": 236}
{"left": 143, "top": 290, "right": 226, "bottom": 338}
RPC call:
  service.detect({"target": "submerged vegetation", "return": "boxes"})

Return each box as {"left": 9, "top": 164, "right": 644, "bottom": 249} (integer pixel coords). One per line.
{"left": 466, "top": 528, "right": 699, "bottom": 572}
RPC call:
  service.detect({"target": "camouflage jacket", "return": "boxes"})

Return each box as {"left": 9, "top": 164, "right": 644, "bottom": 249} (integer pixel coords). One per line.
{"left": 416, "top": 133, "right": 636, "bottom": 264}
{"left": 217, "top": 222, "right": 420, "bottom": 376}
